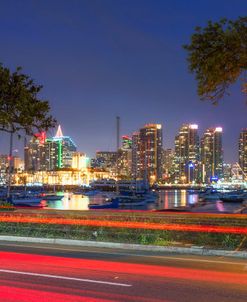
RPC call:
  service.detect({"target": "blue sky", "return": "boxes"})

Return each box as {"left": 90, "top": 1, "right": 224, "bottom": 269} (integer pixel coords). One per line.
{"left": 0, "top": 0, "right": 246, "bottom": 162}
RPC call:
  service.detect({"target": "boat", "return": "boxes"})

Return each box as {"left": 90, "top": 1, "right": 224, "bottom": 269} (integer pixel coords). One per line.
{"left": 89, "top": 193, "right": 154, "bottom": 210}
{"left": 220, "top": 190, "right": 247, "bottom": 202}
{"left": 199, "top": 188, "right": 222, "bottom": 201}
{"left": 90, "top": 179, "right": 149, "bottom": 191}
{"left": 42, "top": 194, "right": 64, "bottom": 201}
{"left": 89, "top": 198, "right": 119, "bottom": 209}
{"left": 119, "top": 190, "right": 158, "bottom": 203}
{"left": 90, "top": 179, "right": 116, "bottom": 190}
{"left": 8, "top": 195, "right": 43, "bottom": 205}
{"left": 82, "top": 190, "right": 101, "bottom": 196}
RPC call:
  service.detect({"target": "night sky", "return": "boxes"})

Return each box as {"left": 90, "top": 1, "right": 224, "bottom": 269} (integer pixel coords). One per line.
{"left": 0, "top": 0, "right": 246, "bottom": 163}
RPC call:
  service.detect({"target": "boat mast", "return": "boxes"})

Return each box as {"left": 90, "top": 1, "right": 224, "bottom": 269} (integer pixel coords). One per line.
{"left": 116, "top": 116, "right": 120, "bottom": 193}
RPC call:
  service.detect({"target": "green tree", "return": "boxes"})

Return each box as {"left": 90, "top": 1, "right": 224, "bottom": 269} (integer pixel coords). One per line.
{"left": 0, "top": 64, "right": 56, "bottom": 135}
{"left": 0, "top": 63, "right": 56, "bottom": 196}
{"left": 184, "top": 17, "right": 247, "bottom": 103}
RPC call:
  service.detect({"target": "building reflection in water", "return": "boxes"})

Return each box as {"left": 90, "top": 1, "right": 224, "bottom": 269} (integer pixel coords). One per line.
{"left": 43, "top": 190, "right": 200, "bottom": 211}
{"left": 158, "top": 190, "right": 199, "bottom": 210}
{"left": 180, "top": 190, "right": 186, "bottom": 207}
{"left": 46, "top": 193, "right": 90, "bottom": 210}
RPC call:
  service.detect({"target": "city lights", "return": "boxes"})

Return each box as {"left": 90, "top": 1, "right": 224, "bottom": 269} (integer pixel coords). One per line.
{"left": 189, "top": 124, "right": 198, "bottom": 129}
{"left": 0, "top": 123, "right": 246, "bottom": 186}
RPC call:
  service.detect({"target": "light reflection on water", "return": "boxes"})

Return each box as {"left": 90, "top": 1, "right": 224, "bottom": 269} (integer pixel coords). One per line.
{"left": 157, "top": 190, "right": 199, "bottom": 210}
{"left": 44, "top": 190, "right": 199, "bottom": 211}
{"left": 45, "top": 193, "right": 90, "bottom": 210}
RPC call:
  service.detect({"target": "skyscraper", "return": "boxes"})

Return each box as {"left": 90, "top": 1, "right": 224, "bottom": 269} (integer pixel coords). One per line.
{"left": 24, "top": 134, "right": 46, "bottom": 171}
{"left": 52, "top": 125, "right": 77, "bottom": 168}
{"left": 95, "top": 151, "right": 118, "bottom": 171}
{"left": 122, "top": 135, "right": 132, "bottom": 150}
{"left": 239, "top": 128, "right": 247, "bottom": 179}
{"left": 44, "top": 139, "right": 61, "bottom": 170}
{"left": 132, "top": 124, "right": 163, "bottom": 182}
{"left": 117, "top": 136, "right": 132, "bottom": 177}
{"left": 201, "top": 127, "right": 223, "bottom": 182}
{"left": 174, "top": 124, "right": 200, "bottom": 183}
{"left": 162, "top": 148, "right": 175, "bottom": 181}
{"left": 24, "top": 125, "right": 77, "bottom": 171}
{"left": 131, "top": 132, "right": 141, "bottom": 179}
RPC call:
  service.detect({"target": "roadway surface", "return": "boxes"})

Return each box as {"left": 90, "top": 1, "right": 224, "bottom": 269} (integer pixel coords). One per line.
{"left": 0, "top": 241, "right": 246, "bottom": 301}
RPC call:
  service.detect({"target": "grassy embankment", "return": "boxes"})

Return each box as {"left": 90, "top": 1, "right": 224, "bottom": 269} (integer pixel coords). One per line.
{"left": 0, "top": 208, "right": 247, "bottom": 250}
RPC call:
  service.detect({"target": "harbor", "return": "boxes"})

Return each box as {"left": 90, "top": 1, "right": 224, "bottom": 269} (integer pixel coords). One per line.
{"left": 1, "top": 186, "right": 246, "bottom": 214}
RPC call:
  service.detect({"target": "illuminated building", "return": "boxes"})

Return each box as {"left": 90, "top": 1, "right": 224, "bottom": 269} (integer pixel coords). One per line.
{"left": 117, "top": 135, "right": 132, "bottom": 177}
{"left": 51, "top": 125, "right": 77, "bottom": 168}
{"left": 13, "top": 156, "right": 24, "bottom": 172}
{"left": 162, "top": 148, "right": 175, "bottom": 181}
{"left": 95, "top": 151, "right": 118, "bottom": 171}
{"left": 223, "top": 163, "right": 232, "bottom": 181}
{"left": 239, "top": 128, "right": 247, "bottom": 179}
{"left": 14, "top": 168, "right": 112, "bottom": 187}
{"left": 131, "top": 132, "right": 141, "bottom": 179}
{"left": 122, "top": 135, "right": 132, "bottom": 150}
{"left": 132, "top": 124, "right": 163, "bottom": 182}
{"left": 0, "top": 155, "right": 8, "bottom": 184}
{"left": 201, "top": 127, "right": 223, "bottom": 182}
{"left": 25, "top": 126, "right": 77, "bottom": 171}
{"left": 72, "top": 152, "right": 90, "bottom": 170}
{"left": 0, "top": 155, "right": 8, "bottom": 173}
{"left": 44, "top": 139, "right": 61, "bottom": 170}
{"left": 24, "top": 136, "right": 46, "bottom": 171}
{"left": 0, "top": 154, "right": 24, "bottom": 184}
{"left": 174, "top": 124, "right": 200, "bottom": 183}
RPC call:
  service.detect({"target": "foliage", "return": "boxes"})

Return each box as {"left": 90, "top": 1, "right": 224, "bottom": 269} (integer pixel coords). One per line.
{"left": 0, "top": 201, "right": 15, "bottom": 211}
{"left": 0, "top": 64, "right": 56, "bottom": 135}
{"left": 184, "top": 17, "right": 247, "bottom": 103}
{"left": 0, "top": 222, "right": 246, "bottom": 250}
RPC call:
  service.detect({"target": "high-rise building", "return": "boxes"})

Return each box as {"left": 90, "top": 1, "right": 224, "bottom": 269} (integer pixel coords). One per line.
{"left": 52, "top": 125, "right": 77, "bottom": 168}
{"left": 72, "top": 152, "right": 90, "bottom": 170}
{"left": 0, "top": 155, "right": 9, "bottom": 184}
{"left": 132, "top": 124, "right": 163, "bottom": 182}
{"left": 201, "top": 127, "right": 223, "bottom": 182}
{"left": 162, "top": 148, "right": 175, "bottom": 181}
{"left": 122, "top": 135, "right": 132, "bottom": 150}
{"left": 24, "top": 135, "right": 46, "bottom": 171}
{"left": 131, "top": 132, "right": 141, "bottom": 179}
{"left": 117, "top": 135, "right": 132, "bottom": 178}
{"left": 44, "top": 139, "right": 61, "bottom": 170}
{"left": 95, "top": 151, "right": 118, "bottom": 171}
{"left": 239, "top": 128, "right": 247, "bottom": 179}
{"left": 174, "top": 124, "right": 200, "bottom": 183}
{"left": 25, "top": 125, "right": 77, "bottom": 171}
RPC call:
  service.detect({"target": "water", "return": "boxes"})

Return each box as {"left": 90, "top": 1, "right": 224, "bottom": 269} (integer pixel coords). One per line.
{"left": 41, "top": 190, "right": 200, "bottom": 211}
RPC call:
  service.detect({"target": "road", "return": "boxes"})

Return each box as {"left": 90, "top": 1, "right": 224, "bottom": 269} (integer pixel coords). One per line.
{"left": 0, "top": 241, "right": 246, "bottom": 301}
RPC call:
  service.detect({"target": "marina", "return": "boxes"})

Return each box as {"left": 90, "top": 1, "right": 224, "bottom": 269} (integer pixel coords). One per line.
{"left": 3, "top": 188, "right": 243, "bottom": 213}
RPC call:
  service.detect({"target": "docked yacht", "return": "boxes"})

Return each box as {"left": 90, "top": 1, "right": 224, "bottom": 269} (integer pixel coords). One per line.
{"left": 199, "top": 188, "right": 222, "bottom": 201}
{"left": 8, "top": 194, "right": 43, "bottom": 205}
{"left": 42, "top": 194, "right": 64, "bottom": 201}
{"left": 89, "top": 190, "right": 157, "bottom": 210}
{"left": 220, "top": 190, "right": 247, "bottom": 202}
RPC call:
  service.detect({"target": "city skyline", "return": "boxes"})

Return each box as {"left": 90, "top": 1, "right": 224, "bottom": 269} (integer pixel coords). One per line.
{"left": 0, "top": 0, "right": 246, "bottom": 162}
{"left": 15, "top": 123, "right": 246, "bottom": 184}
{"left": 0, "top": 121, "right": 245, "bottom": 165}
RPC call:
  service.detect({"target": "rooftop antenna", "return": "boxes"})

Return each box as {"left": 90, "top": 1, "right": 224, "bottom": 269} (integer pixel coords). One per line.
{"left": 116, "top": 116, "right": 120, "bottom": 193}
{"left": 116, "top": 116, "right": 120, "bottom": 151}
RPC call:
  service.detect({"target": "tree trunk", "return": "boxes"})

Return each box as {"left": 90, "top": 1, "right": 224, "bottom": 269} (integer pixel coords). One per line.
{"left": 7, "top": 132, "right": 13, "bottom": 198}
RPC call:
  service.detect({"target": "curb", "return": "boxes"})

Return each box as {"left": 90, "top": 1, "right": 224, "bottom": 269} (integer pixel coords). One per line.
{"left": 0, "top": 235, "right": 247, "bottom": 259}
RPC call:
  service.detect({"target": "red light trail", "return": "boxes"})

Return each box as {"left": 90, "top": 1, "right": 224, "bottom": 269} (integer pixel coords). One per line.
{"left": 0, "top": 215, "right": 246, "bottom": 234}
{"left": 1, "top": 251, "right": 247, "bottom": 286}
